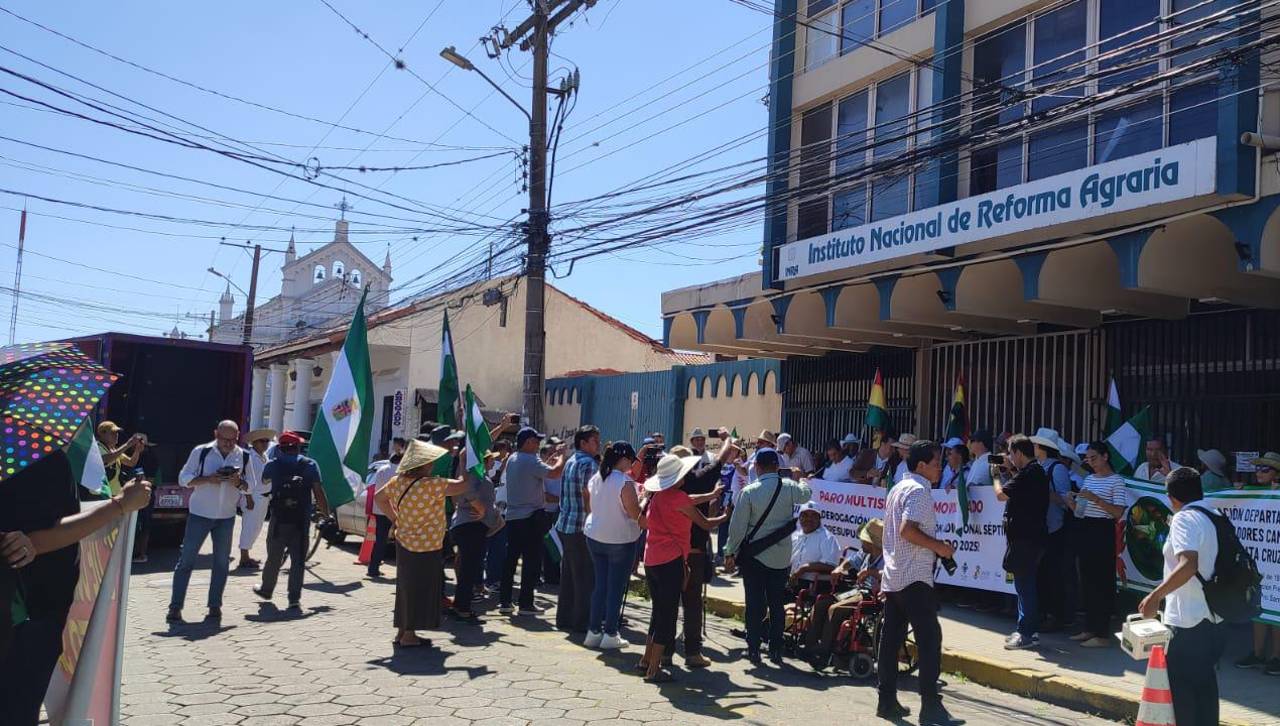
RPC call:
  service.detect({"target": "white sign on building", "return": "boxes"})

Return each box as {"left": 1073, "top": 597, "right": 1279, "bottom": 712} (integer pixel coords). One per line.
{"left": 777, "top": 137, "right": 1218, "bottom": 282}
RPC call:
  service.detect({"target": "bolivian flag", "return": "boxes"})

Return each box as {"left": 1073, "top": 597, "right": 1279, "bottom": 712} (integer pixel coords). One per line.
{"left": 945, "top": 372, "right": 968, "bottom": 442}
{"left": 866, "top": 368, "right": 888, "bottom": 446}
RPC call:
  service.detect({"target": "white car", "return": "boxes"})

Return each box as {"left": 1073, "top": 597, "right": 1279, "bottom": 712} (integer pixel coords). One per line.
{"left": 333, "top": 460, "right": 389, "bottom": 539}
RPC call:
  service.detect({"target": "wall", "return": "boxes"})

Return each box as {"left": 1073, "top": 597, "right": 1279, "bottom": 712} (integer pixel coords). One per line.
{"left": 682, "top": 366, "right": 782, "bottom": 444}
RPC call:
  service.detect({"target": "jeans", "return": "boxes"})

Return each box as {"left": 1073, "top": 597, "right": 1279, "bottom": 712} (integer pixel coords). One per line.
{"left": 587, "top": 538, "right": 634, "bottom": 636}
{"left": 367, "top": 514, "right": 392, "bottom": 576}
{"left": 540, "top": 511, "right": 560, "bottom": 584}
{"left": 485, "top": 524, "right": 508, "bottom": 587}
{"left": 170, "top": 513, "right": 235, "bottom": 611}
{"left": 1167, "top": 619, "right": 1224, "bottom": 726}
{"left": 0, "top": 610, "right": 68, "bottom": 725}
{"left": 452, "top": 521, "right": 487, "bottom": 613}
{"left": 740, "top": 556, "right": 789, "bottom": 656}
{"left": 1076, "top": 517, "right": 1117, "bottom": 636}
{"left": 680, "top": 551, "right": 708, "bottom": 655}
{"left": 878, "top": 581, "right": 943, "bottom": 705}
{"left": 1007, "top": 538, "right": 1044, "bottom": 637}
{"left": 556, "top": 530, "right": 594, "bottom": 632}
{"left": 1013, "top": 571, "right": 1040, "bottom": 637}
{"left": 716, "top": 512, "right": 731, "bottom": 558}
{"left": 259, "top": 520, "right": 308, "bottom": 603}
{"left": 133, "top": 501, "right": 152, "bottom": 560}
{"left": 501, "top": 515, "right": 543, "bottom": 608}
{"left": 645, "top": 556, "right": 685, "bottom": 647}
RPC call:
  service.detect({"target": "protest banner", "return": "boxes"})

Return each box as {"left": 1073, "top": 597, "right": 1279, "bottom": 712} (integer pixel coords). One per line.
{"left": 1117, "top": 478, "right": 1280, "bottom": 625}
{"left": 44, "top": 502, "right": 136, "bottom": 726}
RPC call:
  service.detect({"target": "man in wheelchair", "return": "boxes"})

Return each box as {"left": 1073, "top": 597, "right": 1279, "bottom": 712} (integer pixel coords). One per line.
{"left": 805, "top": 518, "right": 885, "bottom": 672}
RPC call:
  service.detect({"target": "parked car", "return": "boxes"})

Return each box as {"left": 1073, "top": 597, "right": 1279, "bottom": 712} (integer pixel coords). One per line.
{"left": 334, "top": 460, "right": 390, "bottom": 539}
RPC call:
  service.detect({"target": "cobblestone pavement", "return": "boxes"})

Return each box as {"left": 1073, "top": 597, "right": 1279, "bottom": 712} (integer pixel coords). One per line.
{"left": 120, "top": 525, "right": 1121, "bottom": 726}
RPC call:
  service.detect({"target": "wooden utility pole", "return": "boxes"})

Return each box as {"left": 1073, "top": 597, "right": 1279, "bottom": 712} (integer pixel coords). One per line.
{"left": 243, "top": 243, "right": 262, "bottom": 346}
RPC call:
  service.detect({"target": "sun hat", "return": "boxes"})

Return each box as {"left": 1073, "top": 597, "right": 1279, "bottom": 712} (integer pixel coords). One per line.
{"left": 1074, "top": 442, "right": 1090, "bottom": 457}
{"left": 1252, "top": 452, "right": 1280, "bottom": 470}
{"left": 247, "top": 428, "right": 276, "bottom": 444}
{"left": 397, "top": 439, "right": 450, "bottom": 474}
{"left": 777, "top": 433, "right": 793, "bottom": 448}
{"left": 859, "top": 518, "right": 884, "bottom": 548}
{"left": 643, "top": 453, "right": 702, "bottom": 492}
{"left": 669, "top": 445, "right": 694, "bottom": 457}
{"left": 277, "top": 431, "right": 303, "bottom": 447}
{"left": 1197, "top": 448, "right": 1228, "bottom": 477}
{"left": 688, "top": 427, "right": 706, "bottom": 440}
{"left": 840, "top": 433, "right": 860, "bottom": 447}
{"left": 756, "top": 429, "right": 778, "bottom": 446}
{"left": 1030, "top": 427, "right": 1061, "bottom": 451}
{"left": 892, "top": 433, "right": 918, "bottom": 450}
{"left": 942, "top": 437, "right": 965, "bottom": 450}
{"left": 1057, "top": 436, "right": 1081, "bottom": 465}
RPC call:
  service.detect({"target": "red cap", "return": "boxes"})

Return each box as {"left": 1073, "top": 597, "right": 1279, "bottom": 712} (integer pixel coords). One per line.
{"left": 278, "top": 431, "right": 303, "bottom": 447}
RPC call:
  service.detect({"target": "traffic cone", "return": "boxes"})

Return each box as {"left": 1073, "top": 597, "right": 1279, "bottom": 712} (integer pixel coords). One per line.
{"left": 1135, "top": 644, "right": 1175, "bottom": 726}
{"left": 355, "top": 515, "right": 377, "bottom": 565}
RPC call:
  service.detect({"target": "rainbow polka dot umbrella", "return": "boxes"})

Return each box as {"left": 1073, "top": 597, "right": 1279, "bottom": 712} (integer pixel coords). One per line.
{"left": 0, "top": 342, "right": 117, "bottom": 482}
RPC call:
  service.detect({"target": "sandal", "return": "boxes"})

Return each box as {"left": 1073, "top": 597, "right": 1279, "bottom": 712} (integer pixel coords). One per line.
{"left": 634, "top": 660, "right": 650, "bottom": 672}
{"left": 392, "top": 638, "right": 433, "bottom": 648}
{"left": 643, "top": 671, "right": 676, "bottom": 684}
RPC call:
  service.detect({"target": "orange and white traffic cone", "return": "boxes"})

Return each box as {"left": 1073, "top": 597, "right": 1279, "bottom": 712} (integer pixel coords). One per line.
{"left": 355, "top": 515, "right": 377, "bottom": 565}
{"left": 1135, "top": 644, "right": 1175, "bottom": 726}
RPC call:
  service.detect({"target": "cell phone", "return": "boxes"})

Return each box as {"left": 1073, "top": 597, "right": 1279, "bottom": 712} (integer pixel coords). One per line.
{"left": 506, "top": 413, "right": 520, "bottom": 425}
{"left": 940, "top": 556, "right": 958, "bottom": 576}
{"left": 216, "top": 466, "right": 237, "bottom": 477}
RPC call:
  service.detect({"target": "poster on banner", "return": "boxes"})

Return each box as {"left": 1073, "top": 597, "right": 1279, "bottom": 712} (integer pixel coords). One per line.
{"left": 804, "top": 480, "right": 1014, "bottom": 594}
{"left": 45, "top": 502, "right": 136, "bottom": 726}
{"left": 1117, "top": 478, "right": 1280, "bottom": 625}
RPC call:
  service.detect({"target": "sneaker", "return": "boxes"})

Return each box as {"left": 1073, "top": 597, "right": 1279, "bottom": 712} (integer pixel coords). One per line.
{"left": 1236, "top": 653, "right": 1266, "bottom": 669}
{"left": 1266, "top": 658, "right": 1280, "bottom": 676}
{"left": 747, "top": 649, "right": 763, "bottom": 665}
{"left": 1080, "top": 636, "right": 1111, "bottom": 648}
{"left": 684, "top": 652, "right": 711, "bottom": 668}
{"left": 286, "top": 602, "right": 302, "bottom": 614}
{"left": 583, "top": 630, "right": 604, "bottom": 648}
{"left": 498, "top": 604, "right": 515, "bottom": 615}
{"left": 165, "top": 608, "right": 183, "bottom": 624}
{"left": 518, "top": 604, "right": 545, "bottom": 616}
{"left": 919, "top": 700, "right": 963, "bottom": 725}
{"left": 1004, "top": 632, "right": 1037, "bottom": 650}
{"left": 599, "top": 633, "right": 628, "bottom": 650}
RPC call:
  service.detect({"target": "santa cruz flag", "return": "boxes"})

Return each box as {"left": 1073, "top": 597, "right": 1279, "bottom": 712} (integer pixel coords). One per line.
{"left": 464, "top": 385, "right": 491, "bottom": 479}
{"left": 310, "top": 288, "right": 374, "bottom": 508}
{"left": 438, "top": 311, "right": 461, "bottom": 428}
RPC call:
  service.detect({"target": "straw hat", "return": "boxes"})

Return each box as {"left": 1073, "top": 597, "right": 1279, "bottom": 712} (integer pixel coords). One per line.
{"left": 688, "top": 427, "right": 706, "bottom": 440}
{"left": 859, "top": 518, "right": 884, "bottom": 549}
{"left": 668, "top": 445, "right": 694, "bottom": 457}
{"left": 397, "top": 439, "right": 450, "bottom": 474}
{"left": 841, "top": 433, "right": 860, "bottom": 447}
{"left": 942, "top": 437, "right": 965, "bottom": 450}
{"left": 1252, "top": 452, "right": 1280, "bottom": 470}
{"left": 247, "top": 428, "right": 276, "bottom": 444}
{"left": 1030, "top": 427, "right": 1061, "bottom": 451}
{"left": 644, "top": 453, "right": 702, "bottom": 492}
{"left": 1193, "top": 448, "right": 1227, "bottom": 477}
{"left": 756, "top": 429, "right": 778, "bottom": 446}
{"left": 892, "top": 433, "right": 918, "bottom": 450}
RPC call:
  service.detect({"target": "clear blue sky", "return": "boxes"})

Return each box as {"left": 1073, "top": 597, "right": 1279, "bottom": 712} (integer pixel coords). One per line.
{"left": 0, "top": 0, "right": 769, "bottom": 344}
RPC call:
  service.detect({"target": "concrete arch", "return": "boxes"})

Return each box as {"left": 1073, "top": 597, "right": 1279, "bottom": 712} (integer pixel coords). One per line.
{"left": 887, "top": 272, "right": 1032, "bottom": 336}
{"left": 952, "top": 259, "right": 1099, "bottom": 328}
{"left": 666, "top": 313, "right": 699, "bottom": 350}
{"left": 1138, "top": 215, "right": 1280, "bottom": 308}
{"left": 1036, "top": 240, "right": 1188, "bottom": 319}
{"left": 687, "top": 377, "right": 700, "bottom": 401}
{"left": 762, "top": 369, "right": 777, "bottom": 395}
{"left": 726, "top": 372, "right": 738, "bottom": 398}
{"left": 712, "top": 373, "right": 726, "bottom": 399}
{"left": 745, "top": 371, "right": 759, "bottom": 397}
{"left": 1256, "top": 202, "right": 1280, "bottom": 278}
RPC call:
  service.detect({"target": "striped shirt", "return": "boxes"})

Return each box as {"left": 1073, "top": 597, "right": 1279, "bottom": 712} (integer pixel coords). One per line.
{"left": 555, "top": 450, "right": 598, "bottom": 535}
{"left": 1078, "top": 473, "right": 1126, "bottom": 519}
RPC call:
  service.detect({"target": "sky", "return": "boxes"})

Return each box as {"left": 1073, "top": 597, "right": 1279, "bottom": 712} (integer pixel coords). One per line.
{"left": 0, "top": 0, "right": 769, "bottom": 344}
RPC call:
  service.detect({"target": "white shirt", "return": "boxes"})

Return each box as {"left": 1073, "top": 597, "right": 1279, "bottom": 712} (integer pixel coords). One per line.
{"left": 369, "top": 461, "right": 397, "bottom": 517}
{"left": 1161, "top": 505, "right": 1221, "bottom": 628}
{"left": 894, "top": 459, "right": 909, "bottom": 484}
{"left": 1078, "top": 473, "right": 1125, "bottom": 519}
{"left": 789, "top": 526, "right": 841, "bottom": 579}
{"left": 966, "top": 453, "right": 993, "bottom": 487}
{"left": 822, "top": 456, "right": 854, "bottom": 482}
{"left": 1135, "top": 460, "right": 1181, "bottom": 483}
{"left": 881, "top": 473, "right": 937, "bottom": 592}
{"left": 789, "top": 446, "right": 816, "bottom": 475}
{"left": 179, "top": 442, "right": 259, "bottom": 520}
{"left": 247, "top": 449, "right": 269, "bottom": 495}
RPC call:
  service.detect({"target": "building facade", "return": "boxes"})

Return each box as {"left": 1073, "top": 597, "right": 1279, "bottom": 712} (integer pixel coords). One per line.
{"left": 212, "top": 219, "right": 392, "bottom": 347}
{"left": 249, "top": 276, "right": 705, "bottom": 456}
{"left": 663, "top": 0, "right": 1280, "bottom": 464}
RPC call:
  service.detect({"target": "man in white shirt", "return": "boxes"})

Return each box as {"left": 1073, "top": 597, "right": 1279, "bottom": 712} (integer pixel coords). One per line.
{"left": 778, "top": 434, "right": 815, "bottom": 477}
{"left": 820, "top": 440, "right": 854, "bottom": 482}
{"left": 1139, "top": 467, "right": 1223, "bottom": 726}
{"left": 1134, "top": 437, "right": 1180, "bottom": 483}
{"left": 236, "top": 428, "right": 275, "bottom": 571}
{"left": 168, "top": 420, "right": 258, "bottom": 624}
{"left": 789, "top": 503, "right": 841, "bottom": 585}
{"left": 965, "top": 429, "right": 994, "bottom": 488}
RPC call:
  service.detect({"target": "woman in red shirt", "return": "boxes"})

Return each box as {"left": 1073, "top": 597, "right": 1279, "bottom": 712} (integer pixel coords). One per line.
{"left": 639, "top": 453, "right": 725, "bottom": 682}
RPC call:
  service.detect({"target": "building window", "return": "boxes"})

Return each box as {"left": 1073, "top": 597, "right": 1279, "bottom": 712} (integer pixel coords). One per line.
{"left": 807, "top": 0, "right": 934, "bottom": 71}
{"left": 313, "top": 264, "right": 326, "bottom": 283}
{"left": 965, "top": 0, "right": 1216, "bottom": 197}
{"left": 797, "top": 104, "right": 833, "bottom": 239}
{"left": 333, "top": 260, "right": 345, "bottom": 278}
{"left": 350, "top": 269, "right": 362, "bottom": 286}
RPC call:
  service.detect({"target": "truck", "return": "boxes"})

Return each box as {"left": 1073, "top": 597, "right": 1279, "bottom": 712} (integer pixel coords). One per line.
{"left": 64, "top": 333, "right": 253, "bottom": 532}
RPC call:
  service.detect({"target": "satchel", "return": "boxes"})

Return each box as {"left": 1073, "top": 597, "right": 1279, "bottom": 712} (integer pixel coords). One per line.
{"left": 736, "top": 479, "right": 794, "bottom": 563}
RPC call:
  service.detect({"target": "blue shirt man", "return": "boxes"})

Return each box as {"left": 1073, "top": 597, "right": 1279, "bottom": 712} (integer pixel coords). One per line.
{"left": 255, "top": 432, "right": 326, "bottom": 610}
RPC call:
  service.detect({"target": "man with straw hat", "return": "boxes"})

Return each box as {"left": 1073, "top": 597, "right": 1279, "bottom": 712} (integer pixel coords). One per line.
{"left": 808, "top": 518, "right": 886, "bottom": 669}
{"left": 1196, "top": 448, "right": 1232, "bottom": 493}
{"left": 236, "top": 427, "right": 276, "bottom": 571}
{"left": 374, "top": 439, "right": 472, "bottom": 648}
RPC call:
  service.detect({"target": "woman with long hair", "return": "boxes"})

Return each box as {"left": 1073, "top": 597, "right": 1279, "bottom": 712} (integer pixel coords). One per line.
{"left": 583, "top": 442, "right": 643, "bottom": 650}
{"left": 1067, "top": 441, "right": 1128, "bottom": 647}
{"left": 637, "top": 454, "right": 725, "bottom": 682}
{"left": 942, "top": 440, "right": 971, "bottom": 492}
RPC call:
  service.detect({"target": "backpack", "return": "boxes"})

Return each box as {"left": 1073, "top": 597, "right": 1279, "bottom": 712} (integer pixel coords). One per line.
{"left": 268, "top": 457, "right": 314, "bottom": 524}
{"left": 1187, "top": 505, "right": 1263, "bottom": 623}
{"left": 198, "top": 446, "right": 250, "bottom": 477}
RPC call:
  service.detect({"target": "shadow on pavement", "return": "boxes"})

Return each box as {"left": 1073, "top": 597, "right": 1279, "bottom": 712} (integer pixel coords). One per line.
{"left": 244, "top": 602, "right": 334, "bottom": 622}
{"left": 149, "top": 621, "right": 237, "bottom": 641}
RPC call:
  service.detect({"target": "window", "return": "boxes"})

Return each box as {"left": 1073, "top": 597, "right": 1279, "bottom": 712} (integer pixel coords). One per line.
{"left": 965, "top": 0, "right": 1221, "bottom": 197}
{"left": 350, "top": 269, "right": 362, "bottom": 286}
{"left": 808, "top": 0, "right": 935, "bottom": 70}
{"left": 313, "top": 264, "right": 326, "bottom": 283}
{"left": 872, "top": 72, "right": 911, "bottom": 220}
{"left": 797, "top": 105, "right": 834, "bottom": 239}
{"left": 332, "top": 260, "right": 346, "bottom": 278}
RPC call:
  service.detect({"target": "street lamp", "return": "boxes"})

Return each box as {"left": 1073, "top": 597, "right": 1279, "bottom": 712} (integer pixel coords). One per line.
{"left": 207, "top": 267, "right": 247, "bottom": 297}
{"left": 208, "top": 249, "right": 262, "bottom": 347}
{"left": 439, "top": 46, "right": 531, "bottom": 121}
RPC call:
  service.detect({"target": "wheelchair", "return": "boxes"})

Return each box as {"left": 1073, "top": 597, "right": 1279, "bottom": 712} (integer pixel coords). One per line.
{"left": 823, "top": 586, "right": 919, "bottom": 680}
{"left": 781, "top": 575, "right": 836, "bottom": 657}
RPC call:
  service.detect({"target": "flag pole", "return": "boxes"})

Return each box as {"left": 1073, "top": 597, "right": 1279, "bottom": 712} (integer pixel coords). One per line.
{"left": 9, "top": 204, "right": 27, "bottom": 344}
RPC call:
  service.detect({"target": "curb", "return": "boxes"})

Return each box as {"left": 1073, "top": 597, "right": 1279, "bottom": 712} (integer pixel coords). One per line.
{"left": 626, "top": 578, "right": 1251, "bottom": 726}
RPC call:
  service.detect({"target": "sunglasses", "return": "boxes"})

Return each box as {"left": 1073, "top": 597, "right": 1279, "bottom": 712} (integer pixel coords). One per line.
{"left": 1258, "top": 466, "right": 1276, "bottom": 474}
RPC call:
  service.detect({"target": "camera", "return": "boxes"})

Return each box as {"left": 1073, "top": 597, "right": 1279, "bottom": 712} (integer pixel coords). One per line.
{"left": 216, "top": 466, "right": 238, "bottom": 477}
{"left": 940, "top": 556, "right": 958, "bottom": 576}
{"left": 988, "top": 453, "right": 1006, "bottom": 466}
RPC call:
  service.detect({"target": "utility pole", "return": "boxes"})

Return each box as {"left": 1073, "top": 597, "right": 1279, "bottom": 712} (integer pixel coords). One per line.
{"left": 498, "top": 0, "right": 593, "bottom": 429}
{"left": 8, "top": 206, "right": 27, "bottom": 345}
{"left": 243, "top": 243, "right": 262, "bottom": 346}
{"left": 208, "top": 311, "right": 215, "bottom": 341}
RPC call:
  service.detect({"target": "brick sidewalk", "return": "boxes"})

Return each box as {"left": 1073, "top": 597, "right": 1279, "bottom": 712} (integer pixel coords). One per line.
{"left": 115, "top": 522, "right": 1121, "bottom": 726}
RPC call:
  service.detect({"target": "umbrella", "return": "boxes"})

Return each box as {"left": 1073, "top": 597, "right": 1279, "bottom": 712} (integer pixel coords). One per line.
{"left": 0, "top": 342, "right": 117, "bottom": 482}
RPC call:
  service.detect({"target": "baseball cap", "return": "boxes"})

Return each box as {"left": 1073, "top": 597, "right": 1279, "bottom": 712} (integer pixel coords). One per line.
{"left": 755, "top": 448, "right": 780, "bottom": 468}
{"left": 516, "top": 426, "right": 545, "bottom": 447}
{"left": 96, "top": 420, "right": 122, "bottom": 436}
{"left": 278, "top": 431, "right": 303, "bottom": 447}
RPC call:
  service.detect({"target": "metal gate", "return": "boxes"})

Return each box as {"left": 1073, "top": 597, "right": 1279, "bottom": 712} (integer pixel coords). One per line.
{"left": 929, "top": 330, "right": 1103, "bottom": 446}
{"left": 782, "top": 349, "right": 917, "bottom": 452}
{"left": 1104, "top": 309, "right": 1280, "bottom": 465}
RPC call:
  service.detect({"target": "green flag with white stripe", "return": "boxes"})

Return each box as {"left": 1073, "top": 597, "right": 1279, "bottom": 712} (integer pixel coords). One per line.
{"left": 464, "top": 385, "right": 491, "bottom": 479}
{"left": 1106, "top": 406, "right": 1151, "bottom": 477}
{"left": 67, "top": 421, "right": 109, "bottom": 497}
{"left": 309, "top": 288, "right": 374, "bottom": 508}
{"left": 438, "top": 311, "right": 460, "bottom": 428}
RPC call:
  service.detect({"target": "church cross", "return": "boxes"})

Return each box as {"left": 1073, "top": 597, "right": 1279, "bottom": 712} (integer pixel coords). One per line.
{"left": 334, "top": 195, "right": 354, "bottom": 220}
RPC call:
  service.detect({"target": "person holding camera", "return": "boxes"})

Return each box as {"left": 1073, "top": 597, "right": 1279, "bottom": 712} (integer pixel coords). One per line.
{"left": 253, "top": 432, "right": 327, "bottom": 613}
{"left": 992, "top": 434, "right": 1050, "bottom": 651}
{"left": 169, "top": 420, "right": 259, "bottom": 625}
{"left": 876, "top": 440, "right": 956, "bottom": 724}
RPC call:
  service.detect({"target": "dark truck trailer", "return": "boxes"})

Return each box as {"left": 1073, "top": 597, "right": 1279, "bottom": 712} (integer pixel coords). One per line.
{"left": 63, "top": 333, "right": 253, "bottom": 528}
